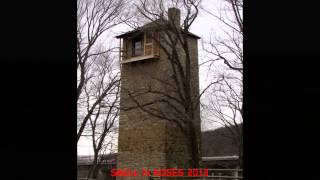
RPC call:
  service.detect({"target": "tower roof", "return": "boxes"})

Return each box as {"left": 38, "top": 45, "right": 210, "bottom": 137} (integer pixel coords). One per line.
{"left": 115, "top": 18, "right": 200, "bottom": 39}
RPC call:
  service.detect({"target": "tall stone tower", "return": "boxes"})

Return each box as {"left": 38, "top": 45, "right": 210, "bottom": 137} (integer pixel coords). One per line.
{"left": 116, "top": 8, "right": 201, "bottom": 179}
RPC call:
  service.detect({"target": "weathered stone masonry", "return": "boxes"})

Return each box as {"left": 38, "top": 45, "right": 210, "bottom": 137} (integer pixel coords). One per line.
{"left": 116, "top": 7, "right": 201, "bottom": 180}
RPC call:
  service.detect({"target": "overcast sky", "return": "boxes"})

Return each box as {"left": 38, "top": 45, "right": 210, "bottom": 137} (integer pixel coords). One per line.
{"left": 78, "top": 0, "right": 235, "bottom": 156}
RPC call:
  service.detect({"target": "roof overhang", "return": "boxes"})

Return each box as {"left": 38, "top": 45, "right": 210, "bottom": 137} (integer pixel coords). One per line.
{"left": 115, "top": 19, "right": 200, "bottom": 39}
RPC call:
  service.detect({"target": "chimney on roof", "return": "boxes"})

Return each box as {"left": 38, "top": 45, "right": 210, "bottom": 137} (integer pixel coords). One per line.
{"left": 168, "top": 7, "right": 180, "bottom": 27}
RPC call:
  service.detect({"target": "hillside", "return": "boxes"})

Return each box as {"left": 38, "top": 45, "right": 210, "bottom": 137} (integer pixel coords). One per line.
{"left": 202, "top": 124, "right": 242, "bottom": 157}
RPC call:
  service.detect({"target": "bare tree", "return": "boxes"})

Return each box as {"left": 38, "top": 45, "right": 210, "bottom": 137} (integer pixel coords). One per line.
{"left": 77, "top": 0, "right": 128, "bottom": 178}
{"left": 119, "top": 0, "right": 223, "bottom": 168}
{"left": 82, "top": 55, "right": 120, "bottom": 178}
{"left": 77, "top": 0, "right": 127, "bottom": 142}
{"left": 202, "top": 0, "right": 243, "bottom": 168}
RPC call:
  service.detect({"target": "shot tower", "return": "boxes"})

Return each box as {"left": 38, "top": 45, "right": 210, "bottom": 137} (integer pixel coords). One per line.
{"left": 116, "top": 7, "right": 201, "bottom": 179}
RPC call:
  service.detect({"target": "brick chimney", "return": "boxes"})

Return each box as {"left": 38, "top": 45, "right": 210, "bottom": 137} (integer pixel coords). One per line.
{"left": 168, "top": 7, "right": 180, "bottom": 27}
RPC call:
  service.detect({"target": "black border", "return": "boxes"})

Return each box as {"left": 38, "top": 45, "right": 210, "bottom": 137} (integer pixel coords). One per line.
{"left": 0, "top": 1, "right": 76, "bottom": 179}
{"left": 244, "top": 0, "right": 320, "bottom": 179}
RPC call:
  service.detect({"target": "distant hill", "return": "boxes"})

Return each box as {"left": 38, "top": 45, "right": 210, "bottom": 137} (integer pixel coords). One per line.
{"left": 202, "top": 123, "right": 242, "bottom": 157}
{"left": 78, "top": 124, "right": 243, "bottom": 164}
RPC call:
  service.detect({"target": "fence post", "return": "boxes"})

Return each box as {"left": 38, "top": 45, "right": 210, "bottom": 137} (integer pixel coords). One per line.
{"left": 218, "top": 172, "right": 222, "bottom": 180}
{"left": 233, "top": 169, "right": 239, "bottom": 180}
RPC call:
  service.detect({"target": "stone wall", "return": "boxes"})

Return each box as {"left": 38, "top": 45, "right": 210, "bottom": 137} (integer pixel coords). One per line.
{"left": 117, "top": 28, "right": 200, "bottom": 180}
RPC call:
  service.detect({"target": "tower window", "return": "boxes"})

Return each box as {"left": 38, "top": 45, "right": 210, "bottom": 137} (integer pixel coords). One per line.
{"left": 132, "top": 35, "right": 143, "bottom": 57}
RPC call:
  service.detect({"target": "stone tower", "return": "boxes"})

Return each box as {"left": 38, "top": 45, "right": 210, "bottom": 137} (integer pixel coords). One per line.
{"left": 116, "top": 8, "right": 201, "bottom": 179}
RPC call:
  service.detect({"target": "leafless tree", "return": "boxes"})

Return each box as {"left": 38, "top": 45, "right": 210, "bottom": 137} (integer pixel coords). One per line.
{"left": 202, "top": 0, "right": 243, "bottom": 168}
{"left": 77, "top": 0, "right": 127, "bottom": 178}
{"left": 82, "top": 55, "right": 120, "bottom": 178}
{"left": 77, "top": 0, "right": 128, "bottom": 142}
{"left": 119, "top": 0, "right": 224, "bottom": 168}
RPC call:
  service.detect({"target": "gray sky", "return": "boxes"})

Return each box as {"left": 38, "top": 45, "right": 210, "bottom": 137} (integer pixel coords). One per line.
{"left": 77, "top": 0, "right": 236, "bottom": 156}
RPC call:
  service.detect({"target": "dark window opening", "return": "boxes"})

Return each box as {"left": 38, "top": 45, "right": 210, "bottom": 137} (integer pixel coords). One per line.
{"left": 132, "top": 35, "right": 143, "bottom": 57}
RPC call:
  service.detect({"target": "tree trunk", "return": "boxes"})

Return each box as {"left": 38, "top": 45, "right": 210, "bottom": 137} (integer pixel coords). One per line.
{"left": 188, "top": 121, "right": 200, "bottom": 168}
{"left": 88, "top": 153, "right": 99, "bottom": 179}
